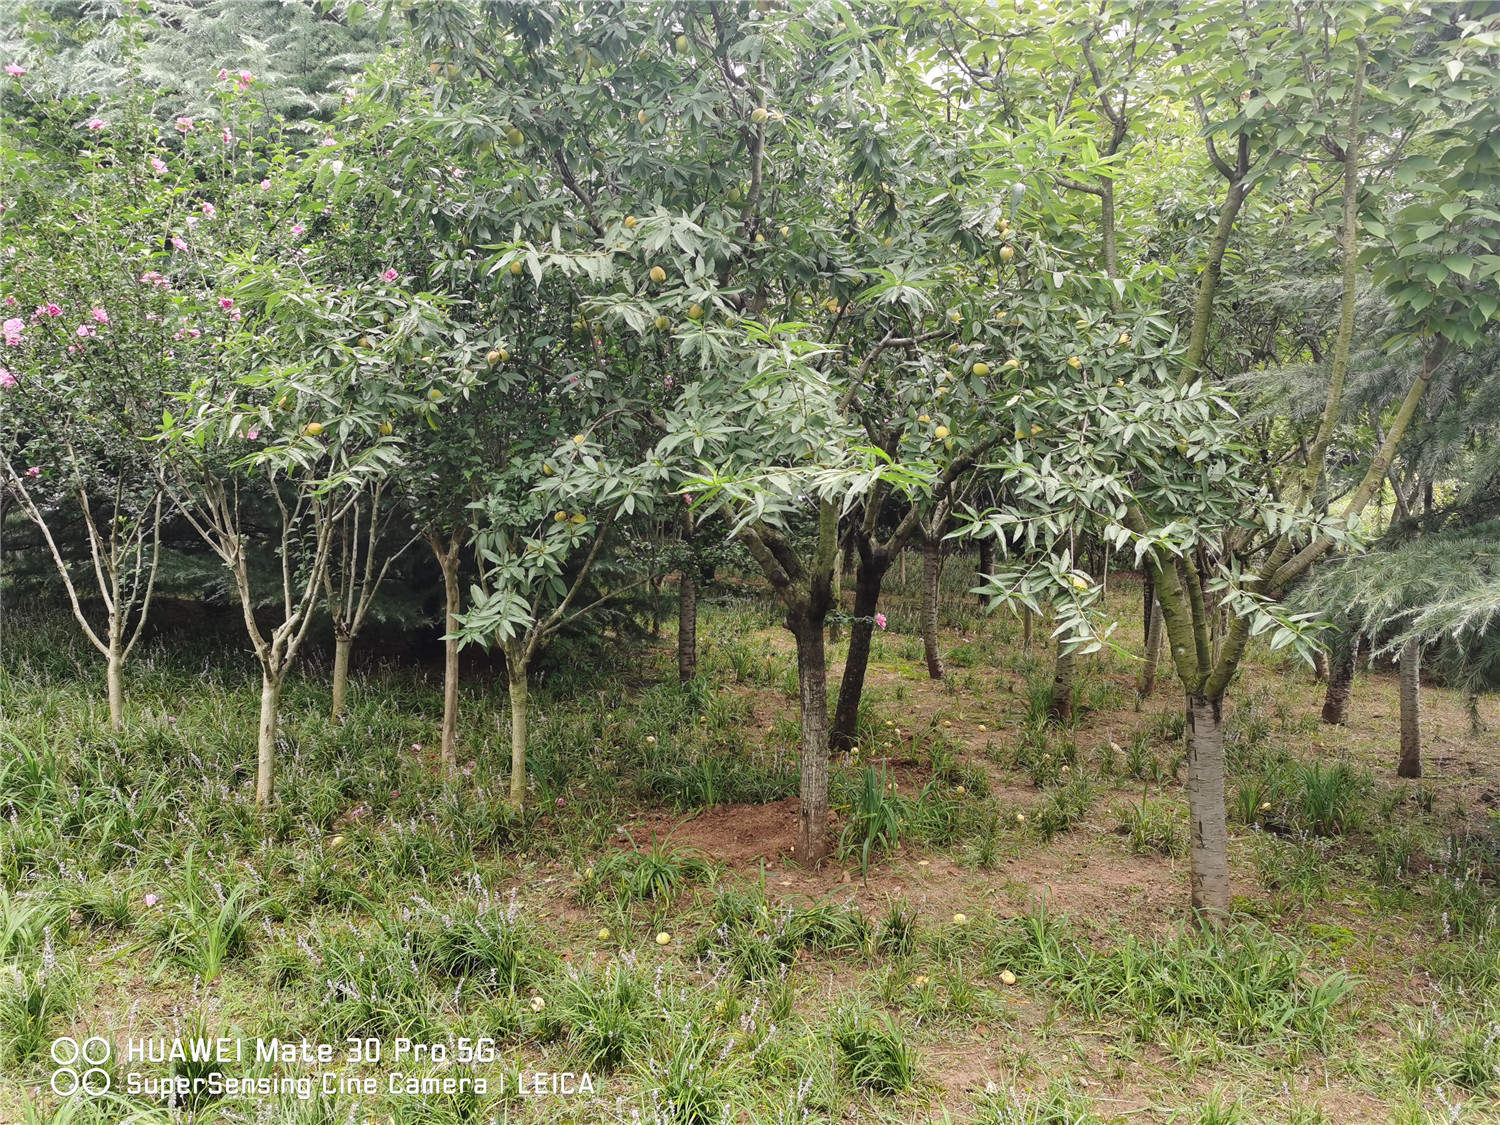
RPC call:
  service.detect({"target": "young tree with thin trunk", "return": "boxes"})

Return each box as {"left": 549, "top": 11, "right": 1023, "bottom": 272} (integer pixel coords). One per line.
{"left": 1398, "top": 637, "right": 1422, "bottom": 779}
{"left": 324, "top": 480, "right": 416, "bottom": 721}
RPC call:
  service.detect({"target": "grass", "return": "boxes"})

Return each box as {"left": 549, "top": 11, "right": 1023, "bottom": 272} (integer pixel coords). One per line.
{"left": 0, "top": 582, "right": 1496, "bottom": 1123}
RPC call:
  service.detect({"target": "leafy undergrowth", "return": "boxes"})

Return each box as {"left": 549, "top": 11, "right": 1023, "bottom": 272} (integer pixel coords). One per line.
{"left": 1, "top": 580, "right": 1497, "bottom": 1125}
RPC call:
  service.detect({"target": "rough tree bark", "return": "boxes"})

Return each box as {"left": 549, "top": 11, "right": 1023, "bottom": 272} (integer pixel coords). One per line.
{"left": 831, "top": 551, "right": 891, "bottom": 750}
{"left": 430, "top": 532, "right": 464, "bottom": 775}
{"left": 1185, "top": 695, "right": 1229, "bottom": 912}
{"left": 506, "top": 640, "right": 529, "bottom": 806}
{"left": 1049, "top": 640, "right": 1076, "bottom": 724}
{"left": 790, "top": 607, "right": 831, "bottom": 864}
{"left": 255, "top": 669, "right": 283, "bottom": 805}
{"left": 330, "top": 632, "right": 353, "bottom": 721}
{"left": 1398, "top": 636, "right": 1422, "bottom": 779}
{"left": 1321, "top": 635, "right": 1358, "bottom": 725}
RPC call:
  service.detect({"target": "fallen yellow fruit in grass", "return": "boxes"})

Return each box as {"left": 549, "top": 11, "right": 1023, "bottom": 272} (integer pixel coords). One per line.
{"left": 978, "top": 724, "right": 987, "bottom": 732}
{"left": 655, "top": 932, "right": 672, "bottom": 946}
{"left": 646, "top": 735, "right": 657, "bottom": 745}
{"left": 597, "top": 928, "right": 611, "bottom": 940}
{"left": 955, "top": 786, "right": 965, "bottom": 794}
{"left": 952, "top": 913, "right": 968, "bottom": 925}
{"left": 1016, "top": 812, "right": 1027, "bottom": 823}
{"left": 914, "top": 974, "right": 929, "bottom": 987}
{"left": 328, "top": 835, "right": 344, "bottom": 848}
{"left": 999, "top": 970, "right": 1017, "bottom": 986}
{"left": 530, "top": 996, "right": 546, "bottom": 1013}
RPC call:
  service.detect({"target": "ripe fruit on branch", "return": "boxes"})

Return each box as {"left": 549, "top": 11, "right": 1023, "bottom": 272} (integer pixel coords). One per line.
{"left": 378, "top": 421, "right": 393, "bottom": 436}
{"left": 637, "top": 109, "right": 649, "bottom": 125}
{"left": 971, "top": 362, "right": 990, "bottom": 377}
{"left": 687, "top": 303, "right": 703, "bottom": 320}
{"left": 750, "top": 106, "right": 769, "bottom": 123}
{"left": 303, "top": 421, "right": 323, "bottom": 436}
{"left": 509, "top": 260, "right": 524, "bottom": 276}
{"left": 624, "top": 215, "right": 638, "bottom": 229}
{"left": 999, "top": 245, "right": 1015, "bottom": 261}
{"left": 654, "top": 315, "right": 671, "bottom": 331}
{"left": 649, "top": 266, "right": 667, "bottom": 283}
{"left": 505, "top": 125, "right": 523, "bottom": 146}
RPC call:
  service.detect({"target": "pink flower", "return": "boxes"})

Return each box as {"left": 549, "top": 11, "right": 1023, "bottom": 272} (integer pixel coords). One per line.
{"left": 202, "top": 202, "right": 216, "bottom": 217}
{"left": 221, "top": 129, "right": 233, "bottom": 145}
{"left": 0, "top": 369, "right": 15, "bottom": 388}
{"left": 171, "top": 235, "right": 187, "bottom": 251}
{"left": 555, "top": 796, "right": 566, "bottom": 808}
{"left": 291, "top": 223, "right": 305, "bottom": 236}
{"left": 3, "top": 317, "right": 23, "bottom": 344}
{"left": 41, "top": 303, "right": 61, "bottom": 317}
{"left": 246, "top": 428, "right": 260, "bottom": 440}
{"left": 258, "top": 179, "right": 270, "bottom": 190}
{"left": 143, "top": 893, "right": 159, "bottom": 907}
{"left": 217, "top": 68, "right": 229, "bottom": 81}
{"left": 175, "top": 116, "right": 194, "bottom": 133}
{"left": 4, "top": 295, "right": 15, "bottom": 306}
{"left": 228, "top": 308, "right": 241, "bottom": 320}
{"left": 85, "top": 117, "right": 105, "bottom": 131}
{"left": 410, "top": 743, "right": 422, "bottom": 753}
{"left": 875, "top": 612, "right": 887, "bottom": 630}
{"left": 76, "top": 324, "right": 94, "bottom": 338}
{"left": 150, "top": 157, "right": 167, "bottom": 175}
{"left": 219, "top": 297, "right": 234, "bottom": 309}
{"left": 67, "top": 344, "right": 78, "bottom": 354}
{"left": 381, "top": 268, "right": 398, "bottom": 281}
{"left": 25, "top": 466, "right": 40, "bottom": 478}
{"left": 236, "top": 70, "right": 254, "bottom": 90}
{"left": 320, "top": 137, "right": 337, "bottom": 147}
{"left": 4, "top": 64, "right": 25, "bottom": 77}
{"left": 90, "top": 306, "right": 108, "bottom": 324}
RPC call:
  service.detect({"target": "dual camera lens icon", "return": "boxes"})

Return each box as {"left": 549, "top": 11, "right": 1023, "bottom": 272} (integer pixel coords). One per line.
{"left": 50, "top": 1037, "right": 112, "bottom": 1096}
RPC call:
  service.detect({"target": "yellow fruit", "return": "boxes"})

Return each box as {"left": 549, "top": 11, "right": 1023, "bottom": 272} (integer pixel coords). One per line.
{"left": 303, "top": 421, "right": 323, "bottom": 436}
{"left": 726, "top": 186, "right": 742, "bottom": 203}
{"left": 542, "top": 463, "right": 553, "bottom": 475}
{"left": 427, "top": 388, "right": 443, "bottom": 401}
{"left": 675, "top": 34, "right": 690, "bottom": 53}
{"left": 1116, "top": 379, "right": 1124, "bottom": 386}
{"left": 637, "top": 108, "right": 649, "bottom": 125}
{"left": 649, "top": 265, "right": 667, "bottom": 283}
{"left": 555, "top": 511, "right": 568, "bottom": 522}
{"left": 780, "top": 225, "right": 790, "bottom": 237}
{"left": 755, "top": 233, "right": 765, "bottom": 243}
{"left": 750, "top": 106, "right": 770, "bottom": 123}
{"left": 687, "top": 303, "right": 703, "bottom": 319}
{"left": 953, "top": 913, "right": 968, "bottom": 925}
{"left": 883, "top": 236, "right": 893, "bottom": 246}
{"left": 625, "top": 215, "right": 638, "bottom": 228}
{"left": 1118, "top": 331, "right": 1131, "bottom": 344}
{"left": 359, "top": 336, "right": 371, "bottom": 348}
{"left": 1067, "top": 355, "right": 1082, "bottom": 368}
{"left": 1003, "top": 358, "right": 1020, "bottom": 369}
{"left": 655, "top": 931, "right": 672, "bottom": 946}
{"left": 654, "top": 315, "right": 671, "bottom": 331}
{"left": 972, "top": 362, "right": 990, "bottom": 377}
{"left": 999, "top": 245, "right": 1015, "bottom": 261}
{"left": 934, "top": 425, "right": 950, "bottom": 439}
{"left": 918, "top": 414, "right": 931, "bottom": 423}
{"left": 509, "top": 260, "right": 524, "bottom": 275}
{"left": 597, "top": 928, "right": 611, "bottom": 940}
{"left": 329, "top": 834, "right": 344, "bottom": 848}
{"left": 378, "top": 422, "right": 393, "bottom": 436}
{"left": 1030, "top": 424, "right": 1042, "bottom": 436}
{"left": 1000, "top": 970, "right": 1017, "bottom": 986}
{"left": 573, "top": 434, "right": 586, "bottom": 444}
{"left": 529, "top": 996, "right": 545, "bottom": 1013}
{"left": 571, "top": 513, "right": 586, "bottom": 525}
{"left": 487, "top": 349, "right": 502, "bottom": 365}
{"left": 947, "top": 309, "right": 962, "bottom": 324}
{"left": 506, "top": 126, "right": 524, "bottom": 146}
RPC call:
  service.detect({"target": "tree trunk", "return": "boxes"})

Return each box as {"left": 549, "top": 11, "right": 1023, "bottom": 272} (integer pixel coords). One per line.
{"left": 1321, "top": 637, "right": 1357, "bottom": 725}
{"left": 829, "top": 549, "right": 844, "bottom": 643}
{"left": 255, "top": 668, "right": 282, "bottom": 805}
{"left": 677, "top": 558, "right": 698, "bottom": 684}
{"left": 1022, "top": 605, "right": 1034, "bottom": 651}
{"left": 977, "top": 538, "right": 995, "bottom": 603}
{"left": 508, "top": 656, "right": 529, "bottom": 807}
{"left": 831, "top": 553, "right": 889, "bottom": 751}
{"left": 437, "top": 546, "right": 461, "bottom": 774}
{"left": 1049, "top": 641, "right": 1075, "bottom": 724}
{"left": 1185, "top": 694, "right": 1229, "bottom": 916}
{"left": 1139, "top": 601, "right": 1163, "bottom": 699}
{"left": 1398, "top": 637, "right": 1421, "bottom": 779}
{"left": 791, "top": 611, "right": 831, "bottom": 865}
{"left": 921, "top": 536, "right": 942, "bottom": 680}
{"left": 106, "top": 644, "right": 124, "bottom": 732}
{"left": 331, "top": 633, "right": 352, "bottom": 721}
